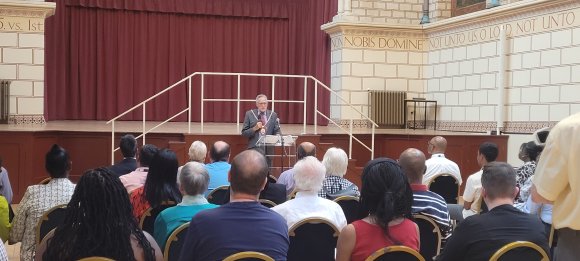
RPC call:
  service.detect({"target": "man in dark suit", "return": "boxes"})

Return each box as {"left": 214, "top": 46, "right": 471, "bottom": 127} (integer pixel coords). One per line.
{"left": 241, "top": 94, "right": 281, "bottom": 149}
{"left": 109, "top": 134, "right": 138, "bottom": 177}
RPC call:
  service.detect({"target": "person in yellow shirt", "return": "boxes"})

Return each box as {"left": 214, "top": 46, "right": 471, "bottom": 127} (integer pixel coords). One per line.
{"left": 0, "top": 195, "right": 9, "bottom": 242}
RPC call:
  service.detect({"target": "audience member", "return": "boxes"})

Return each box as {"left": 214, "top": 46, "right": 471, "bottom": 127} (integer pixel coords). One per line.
{"left": 178, "top": 150, "right": 289, "bottom": 261}
{"left": 423, "top": 136, "right": 461, "bottom": 185}
{"left": 532, "top": 112, "right": 580, "bottom": 261}
{"left": 120, "top": 144, "right": 159, "bottom": 194}
{"left": 273, "top": 156, "right": 347, "bottom": 230}
{"left": 450, "top": 142, "right": 498, "bottom": 221}
{"left": 154, "top": 162, "right": 218, "bottom": 249}
{"left": 0, "top": 195, "right": 8, "bottom": 242}
{"left": 0, "top": 156, "right": 13, "bottom": 203}
{"left": 336, "top": 158, "right": 419, "bottom": 261}
{"left": 399, "top": 148, "right": 452, "bottom": 243}
{"left": 277, "top": 142, "right": 316, "bottom": 195}
{"left": 436, "top": 162, "right": 548, "bottom": 261}
{"left": 318, "top": 147, "right": 360, "bottom": 199}
{"left": 36, "top": 168, "right": 163, "bottom": 261}
{"left": 0, "top": 242, "right": 6, "bottom": 260}
{"left": 205, "top": 141, "right": 231, "bottom": 195}
{"left": 514, "top": 141, "right": 542, "bottom": 204}
{"left": 177, "top": 140, "right": 207, "bottom": 177}
{"left": 130, "top": 149, "right": 182, "bottom": 220}
{"left": 109, "top": 134, "right": 138, "bottom": 177}
{"left": 10, "top": 144, "right": 76, "bottom": 261}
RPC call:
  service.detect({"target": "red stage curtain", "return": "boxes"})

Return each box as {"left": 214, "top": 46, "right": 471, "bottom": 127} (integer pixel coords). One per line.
{"left": 45, "top": 0, "right": 336, "bottom": 124}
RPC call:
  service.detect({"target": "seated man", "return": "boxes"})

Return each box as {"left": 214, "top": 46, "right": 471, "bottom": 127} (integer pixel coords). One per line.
{"left": 178, "top": 150, "right": 289, "bottom": 260}
{"left": 154, "top": 161, "right": 217, "bottom": 249}
{"left": 399, "top": 148, "right": 452, "bottom": 243}
{"left": 109, "top": 134, "right": 138, "bottom": 177}
{"left": 119, "top": 144, "right": 158, "bottom": 194}
{"left": 277, "top": 142, "right": 316, "bottom": 195}
{"left": 436, "top": 162, "right": 549, "bottom": 261}
{"left": 272, "top": 156, "right": 347, "bottom": 230}
{"left": 423, "top": 136, "right": 461, "bottom": 185}
{"left": 205, "top": 141, "right": 231, "bottom": 195}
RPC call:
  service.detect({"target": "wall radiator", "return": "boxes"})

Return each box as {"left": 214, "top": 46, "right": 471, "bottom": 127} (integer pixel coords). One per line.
{"left": 369, "top": 90, "right": 406, "bottom": 127}
{"left": 0, "top": 80, "right": 10, "bottom": 124}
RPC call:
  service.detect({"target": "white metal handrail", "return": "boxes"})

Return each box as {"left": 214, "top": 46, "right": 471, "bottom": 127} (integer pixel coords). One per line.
{"left": 107, "top": 72, "right": 378, "bottom": 164}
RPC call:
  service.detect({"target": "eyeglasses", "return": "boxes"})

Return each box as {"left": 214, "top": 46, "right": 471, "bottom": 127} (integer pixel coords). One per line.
{"left": 257, "top": 102, "right": 268, "bottom": 105}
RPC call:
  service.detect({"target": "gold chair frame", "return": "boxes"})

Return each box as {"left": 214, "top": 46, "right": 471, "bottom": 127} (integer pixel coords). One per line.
{"left": 427, "top": 173, "right": 460, "bottom": 203}
{"left": 35, "top": 204, "right": 67, "bottom": 245}
{"left": 163, "top": 222, "right": 190, "bottom": 261}
{"left": 223, "top": 251, "right": 275, "bottom": 261}
{"left": 77, "top": 257, "right": 116, "bottom": 261}
{"left": 332, "top": 195, "right": 360, "bottom": 203}
{"left": 206, "top": 185, "right": 230, "bottom": 203}
{"left": 258, "top": 199, "right": 277, "bottom": 208}
{"left": 489, "top": 241, "right": 549, "bottom": 261}
{"left": 413, "top": 214, "right": 443, "bottom": 255}
{"left": 365, "top": 245, "right": 425, "bottom": 261}
{"left": 288, "top": 217, "right": 340, "bottom": 237}
{"left": 139, "top": 201, "right": 176, "bottom": 230}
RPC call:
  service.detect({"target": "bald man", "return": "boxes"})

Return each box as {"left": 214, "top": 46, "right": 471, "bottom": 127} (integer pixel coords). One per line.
{"left": 423, "top": 136, "right": 461, "bottom": 185}
{"left": 205, "top": 141, "right": 231, "bottom": 195}
{"left": 277, "top": 142, "right": 316, "bottom": 195}
{"left": 400, "top": 148, "right": 452, "bottom": 244}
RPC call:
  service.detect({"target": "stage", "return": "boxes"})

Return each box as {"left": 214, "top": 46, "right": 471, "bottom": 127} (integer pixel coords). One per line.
{"left": 0, "top": 120, "right": 508, "bottom": 202}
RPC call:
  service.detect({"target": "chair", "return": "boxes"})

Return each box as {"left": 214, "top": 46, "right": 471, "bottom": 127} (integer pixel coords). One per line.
{"left": 427, "top": 174, "right": 460, "bottom": 204}
{"left": 489, "top": 241, "right": 549, "bottom": 261}
{"left": 35, "top": 204, "right": 67, "bottom": 245}
{"left": 365, "top": 246, "right": 425, "bottom": 261}
{"left": 267, "top": 174, "right": 278, "bottom": 183}
{"left": 333, "top": 196, "right": 360, "bottom": 223}
{"left": 164, "top": 222, "right": 190, "bottom": 261}
{"left": 207, "top": 185, "right": 230, "bottom": 205}
{"left": 412, "top": 214, "right": 442, "bottom": 260}
{"left": 474, "top": 193, "right": 488, "bottom": 214}
{"left": 38, "top": 177, "right": 52, "bottom": 185}
{"left": 287, "top": 189, "right": 298, "bottom": 200}
{"left": 77, "top": 257, "right": 116, "bottom": 261}
{"left": 259, "top": 199, "right": 277, "bottom": 208}
{"left": 139, "top": 201, "right": 176, "bottom": 235}
{"left": 223, "top": 251, "right": 275, "bottom": 261}
{"left": 287, "top": 217, "right": 340, "bottom": 261}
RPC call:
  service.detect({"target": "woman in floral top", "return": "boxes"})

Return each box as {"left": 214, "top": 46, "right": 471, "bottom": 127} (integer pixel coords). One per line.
{"left": 514, "top": 141, "right": 543, "bottom": 204}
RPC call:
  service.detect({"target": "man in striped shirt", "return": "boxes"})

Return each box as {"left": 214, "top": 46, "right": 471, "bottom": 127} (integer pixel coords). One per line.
{"left": 399, "top": 148, "right": 452, "bottom": 243}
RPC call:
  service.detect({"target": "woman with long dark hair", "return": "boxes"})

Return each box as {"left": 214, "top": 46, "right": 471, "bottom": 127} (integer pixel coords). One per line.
{"left": 36, "top": 168, "right": 163, "bottom": 261}
{"left": 130, "top": 149, "right": 182, "bottom": 219}
{"left": 336, "top": 158, "right": 419, "bottom": 261}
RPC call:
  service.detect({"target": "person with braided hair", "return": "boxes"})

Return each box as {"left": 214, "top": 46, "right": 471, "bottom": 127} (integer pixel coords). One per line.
{"left": 336, "top": 158, "right": 419, "bottom": 261}
{"left": 35, "top": 168, "right": 163, "bottom": 261}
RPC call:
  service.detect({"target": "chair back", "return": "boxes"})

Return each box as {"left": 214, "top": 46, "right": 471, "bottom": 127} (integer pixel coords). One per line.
{"left": 267, "top": 175, "right": 278, "bottom": 183}
{"left": 427, "top": 174, "right": 459, "bottom": 204}
{"left": 223, "top": 251, "right": 275, "bottom": 261}
{"left": 412, "top": 214, "right": 442, "bottom": 260}
{"left": 489, "top": 241, "right": 549, "bottom": 261}
{"left": 164, "top": 222, "right": 190, "bottom": 261}
{"left": 139, "top": 201, "right": 177, "bottom": 235}
{"left": 35, "top": 204, "right": 67, "bottom": 245}
{"left": 287, "top": 217, "right": 340, "bottom": 261}
{"left": 259, "top": 199, "right": 277, "bottom": 208}
{"left": 365, "top": 246, "right": 425, "bottom": 261}
{"left": 333, "top": 196, "right": 360, "bottom": 223}
{"left": 207, "top": 185, "right": 230, "bottom": 205}
{"left": 287, "top": 189, "right": 298, "bottom": 200}
{"left": 38, "top": 177, "right": 52, "bottom": 185}
{"left": 77, "top": 257, "right": 116, "bottom": 261}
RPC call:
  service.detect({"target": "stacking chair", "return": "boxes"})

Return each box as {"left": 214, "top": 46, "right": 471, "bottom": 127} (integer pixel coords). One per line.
{"left": 287, "top": 189, "right": 298, "bottom": 200}
{"left": 333, "top": 196, "right": 360, "bottom": 223}
{"left": 365, "top": 246, "right": 425, "bottom": 261}
{"left": 35, "top": 204, "right": 67, "bottom": 245}
{"left": 207, "top": 185, "right": 230, "bottom": 205}
{"left": 287, "top": 217, "right": 340, "bottom": 261}
{"left": 38, "top": 177, "right": 52, "bottom": 185}
{"left": 164, "top": 222, "right": 190, "bottom": 261}
{"left": 412, "top": 214, "right": 442, "bottom": 260}
{"left": 139, "top": 201, "right": 177, "bottom": 235}
{"left": 427, "top": 174, "right": 460, "bottom": 204}
{"left": 489, "top": 241, "right": 549, "bottom": 261}
{"left": 77, "top": 257, "right": 116, "bottom": 261}
{"left": 267, "top": 174, "right": 278, "bottom": 183}
{"left": 259, "top": 199, "right": 277, "bottom": 208}
{"left": 223, "top": 251, "right": 275, "bottom": 261}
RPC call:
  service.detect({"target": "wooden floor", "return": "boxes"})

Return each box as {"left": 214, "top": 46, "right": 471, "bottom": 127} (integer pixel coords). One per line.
{"left": 0, "top": 120, "right": 478, "bottom": 136}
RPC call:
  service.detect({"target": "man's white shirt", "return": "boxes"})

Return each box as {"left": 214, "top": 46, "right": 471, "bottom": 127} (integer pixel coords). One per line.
{"left": 423, "top": 154, "right": 462, "bottom": 185}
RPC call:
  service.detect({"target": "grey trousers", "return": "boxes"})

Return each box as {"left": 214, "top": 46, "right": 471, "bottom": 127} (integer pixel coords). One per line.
{"left": 448, "top": 204, "right": 464, "bottom": 222}
{"left": 554, "top": 228, "right": 580, "bottom": 261}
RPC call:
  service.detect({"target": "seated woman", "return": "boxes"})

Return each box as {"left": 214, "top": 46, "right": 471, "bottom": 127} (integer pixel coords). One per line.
{"left": 36, "top": 168, "right": 163, "bottom": 261}
{"left": 515, "top": 141, "right": 542, "bottom": 203}
{"left": 10, "top": 144, "right": 76, "bottom": 261}
{"left": 318, "top": 147, "right": 360, "bottom": 199}
{"left": 336, "top": 158, "right": 419, "bottom": 261}
{"left": 130, "top": 149, "right": 182, "bottom": 220}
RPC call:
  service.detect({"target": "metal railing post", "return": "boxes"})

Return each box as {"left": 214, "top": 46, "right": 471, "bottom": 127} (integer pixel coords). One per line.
{"left": 111, "top": 121, "right": 115, "bottom": 165}
{"left": 371, "top": 125, "right": 375, "bottom": 159}
{"left": 188, "top": 77, "right": 192, "bottom": 134}
{"left": 303, "top": 77, "right": 307, "bottom": 134}
{"left": 314, "top": 81, "right": 318, "bottom": 135}
{"left": 349, "top": 119, "right": 353, "bottom": 159}
{"left": 200, "top": 73, "right": 205, "bottom": 133}
{"left": 237, "top": 74, "right": 241, "bottom": 133}
{"left": 142, "top": 104, "right": 146, "bottom": 145}
{"left": 271, "top": 76, "right": 275, "bottom": 112}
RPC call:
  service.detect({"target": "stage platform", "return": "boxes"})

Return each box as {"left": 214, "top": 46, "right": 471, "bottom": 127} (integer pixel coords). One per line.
{"left": 0, "top": 120, "right": 508, "bottom": 203}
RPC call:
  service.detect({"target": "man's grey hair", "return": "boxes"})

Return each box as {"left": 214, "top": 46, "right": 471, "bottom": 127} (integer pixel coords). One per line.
{"left": 188, "top": 140, "right": 207, "bottom": 163}
{"left": 179, "top": 161, "right": 210, "bottom": 196}
{"left": 322, "top": 147, "right": 348, "bottom": 178}
{"left": 293, "top": 156, "right": 326, "bottom": 192}
{"left": 256, "top": 94, "right": 268, "bottom": 102}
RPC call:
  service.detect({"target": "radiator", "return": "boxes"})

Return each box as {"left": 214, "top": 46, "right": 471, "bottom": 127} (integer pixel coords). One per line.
{"left": 369, "top": 90, "right": 406, "bottom": 127}
{"left": 0, "top": 80, "right": 10, "bottom": 124}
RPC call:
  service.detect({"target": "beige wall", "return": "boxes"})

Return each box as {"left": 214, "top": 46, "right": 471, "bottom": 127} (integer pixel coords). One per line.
{"left": 0, "top": 1, "right": 55, "bottom": 124}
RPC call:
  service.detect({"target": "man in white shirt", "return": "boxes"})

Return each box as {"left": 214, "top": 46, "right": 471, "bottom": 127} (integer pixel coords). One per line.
{"left": 423, "top": 136, "right": 461, "bottom": 185}
{"left": 272, "top": 156, "right": 347, "bottom": 231}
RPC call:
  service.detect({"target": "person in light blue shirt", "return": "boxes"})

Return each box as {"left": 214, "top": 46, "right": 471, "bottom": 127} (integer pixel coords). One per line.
{"left": 204, "top": 141, "right": 231, "bottom": 196}
{"left": 154, "top": 162, "right": 218, "bottom": 249}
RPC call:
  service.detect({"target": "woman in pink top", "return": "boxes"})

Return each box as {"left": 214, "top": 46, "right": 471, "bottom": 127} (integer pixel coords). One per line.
{"left": 336, "top": 158, "right": 419, "bottom": 261}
